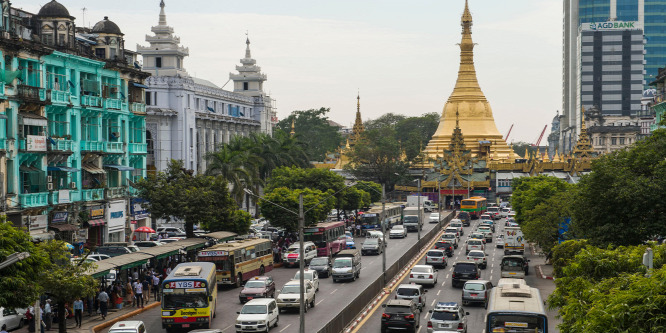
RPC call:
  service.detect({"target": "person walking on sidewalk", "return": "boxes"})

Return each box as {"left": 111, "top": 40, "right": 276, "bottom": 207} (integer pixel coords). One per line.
{"left": 142, "top": 278, "right": 150, "bottom": 304}
{"left": 43, "top": 300, "right": 52, "bottom": 331}
{"left": 97, "top": 288, "right": 109, "bottom": 320}
{"left": 134, "top": 280, "right": 144, "bottom": 308}
{"left": 73, "top": 297, "right": 83, "bottom": 328}
{"left": 152, "top": 273, "right": 160, "bottom": 301}
{"left": 125, "top": 281, "right": 134, "bottom": 307}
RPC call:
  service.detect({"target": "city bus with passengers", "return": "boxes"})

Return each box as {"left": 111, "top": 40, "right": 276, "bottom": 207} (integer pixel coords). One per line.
{"left": 358, "top": 203, "right": 404, "bottom": 231}
{"left": 486, "top": 281, "right": 548, "bottom": 333}
{"left": 461, "top": 196, "right": 487, "bottom": 219}
{"left": 197, "top": 238, "right": 273, "bottom": 287}
{"left": 303, "top": 221, "right": 347, "bottom": 257}
{"left": 161, "top": 262, "right": 217, "bottom": 331}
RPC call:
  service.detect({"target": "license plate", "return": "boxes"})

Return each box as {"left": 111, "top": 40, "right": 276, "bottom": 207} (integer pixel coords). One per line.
{"left": 418, "top": 275, "right": 424, "bottom": 278}
{"left": 509, "top": 272, "right": 516, "bottom": 275}
{"left": 471, "top": 293, "right": 478, "bottom": 296}
{"left": 440, "top": 323, "right": 449, "bottom": 328}
{"left": 182, "top": 324, "right": 190, "bottom": 328}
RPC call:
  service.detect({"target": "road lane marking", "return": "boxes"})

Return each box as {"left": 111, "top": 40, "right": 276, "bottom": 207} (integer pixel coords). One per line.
{"left": 446, "top": 274, "right": 449, "bottom": 278}
{"left": 316, "top": 298, "right": 325, "bottom": 306}
{"left": 279, "top": 324, "right": 292, "bottom": 332}
{"left": 490, "top": 269, "right": 494, "bottom": 275}
{"left": 330, "top": 289, "right": 338, "bottom": 294}
{"left": 441, "top": 280, "right": 446, "bottom": 287}
{"left": 431, "top": 299, "right": 436, "bottom": 306}
{"left": 437, "top": 290, "right": 441, "bottom": 296}
{"left": 220, "top": 325, "right": 234, "bottom": 332}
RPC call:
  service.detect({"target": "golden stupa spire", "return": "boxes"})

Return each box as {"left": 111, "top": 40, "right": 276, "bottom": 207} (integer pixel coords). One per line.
{"left": 544, "top": 148, "right": 550, "bottom": 162}
{"left": 423, "top": 0, "right": 513, "bottom": 161}
{"left": 350, "top": 92, "right": 365, "bottom": 144}
{"left": 290, "top": 118, "right": 295, "bottom": 137}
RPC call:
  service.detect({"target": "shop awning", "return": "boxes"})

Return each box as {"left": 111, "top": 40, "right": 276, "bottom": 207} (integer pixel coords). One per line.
{"left": 137, "top": 244, "right": 180, "bottom": 260}
{"left": 19, "top": 165, "right": 42, "bottom": 173}
{"left": 87, "top": 219, "right": 105, "bottom": 227}
{"left": 104, "top": 164, "right": 135, "bottom": 171}
{"left": 48, "top": 166, "right": 80, "bottom": 172}
{"left": 50, "top": 223, "right": 79, "bottom": 232}
{"left": 131, "top": 82, "right": 149, "bottom": 89}
{"left": 19, "top": 112, "right": 48, "bottom": 127}
{"left": 82, "top": 164, "right": 106, "bottom": 174}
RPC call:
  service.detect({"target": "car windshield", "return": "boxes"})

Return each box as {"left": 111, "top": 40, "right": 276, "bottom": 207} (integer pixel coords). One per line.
{"left": 310, "top": 258, "right": 328, "bottom": 265}
{"left": 333, "top": 258, "right": 352, "bottom": 268}
{"left": 280, "top": 285, "right": 301, "bottom": 294}
{"left": 456, "top": 264, "right": 477, "bottom": 272}
{"left": 446, "top": 228, "right": 457, "bottom": 233}
{"left": 404, "top": 216, "right": 418, "bottom": 222}
{"left": 431, "top": 213, "right": 440, "bottom": 218}
{"left": 431, "top": 311, "right": 459, "bottom": 321}
{"left": 437, "top": 242, "right": 452, "bottom": 248}
{"left": 244, "top": 281, "right": 266, "bottom": 288}
{"left": 502, "top": 258, "right": 525, "bottom": 267}
{"left": 385, "top": 305, "right": 412, "bottom": 314}
{"left": 451, "top": 223, "right": 462, "bottom": 227}
{"left": 392, "top": 226, "right": 404, "bottom": 230}
{"left": 469, "top": 240, "right": 482, "bottom": 245}
{"left": 411, "top": 266, "right": 430, "bottom": 273}
{"left": 241, "top": 304, "right": 267, "bottom": 314}
{"left": 471, "top": 234, "right": 483, "bottom": 239}
{"left": 464, "top": 283, "right": 485, "bottom": 291}
{"left": 428, "top": 251, "right": 443, "bottom": 257}
{"left": 397, "top": 287, "right": 420, "bottom": 296}
{"left": 442, "top": 234, "right": 455, "bottom": 239}
{"left": 294, "top": 272, "right": 314, "bottom": 280}
{"left": 364, "top": 239, "right": 378, "bottom": 245}
{"left": 468, "top": 252, "right": 484, "bottom": 258}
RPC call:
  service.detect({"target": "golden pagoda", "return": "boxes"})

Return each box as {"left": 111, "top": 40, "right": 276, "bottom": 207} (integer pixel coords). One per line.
{"left": 349, "top": 93, "right": 365, "bottom": 145}
{"left": 423, "top": 0, "right": 513, "bottom": 160}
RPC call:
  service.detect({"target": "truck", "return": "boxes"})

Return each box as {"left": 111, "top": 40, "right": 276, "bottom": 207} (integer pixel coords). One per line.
{"left": 407, "top": 195, "right": 435, "bottom": 212}
{"left": 504, "top": 226, "right": 525, "bottom": 255}
{"left": 403, "top": 206, "right": 424, "bottom": 232}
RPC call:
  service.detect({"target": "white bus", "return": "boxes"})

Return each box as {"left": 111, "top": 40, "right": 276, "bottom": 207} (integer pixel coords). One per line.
{"left": 486, "top": 282, "right": 548, "bottom": 333}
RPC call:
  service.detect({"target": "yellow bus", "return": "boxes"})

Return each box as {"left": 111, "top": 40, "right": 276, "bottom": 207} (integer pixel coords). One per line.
{"left": 461, "top": 196, "right": 487, "bottom": 219}
{"left": 197, "top": 238, "right": 274, "bottom": 287}
{"left": 161, "top": 262, "right": 217, "bottom": 331}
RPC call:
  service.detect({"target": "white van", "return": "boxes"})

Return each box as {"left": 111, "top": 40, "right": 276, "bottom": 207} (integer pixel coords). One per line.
{"left": 108, "top": 321, "right": 146, "bottom": 333}
{"left": 282, "top": 241, "right": 317, "bottom": 267}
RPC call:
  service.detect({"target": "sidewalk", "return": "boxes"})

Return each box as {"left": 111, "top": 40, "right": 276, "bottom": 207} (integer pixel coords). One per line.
{"left": 16, "top": 299, "right": 160, "bottom": 333}
{"left": 530, "top": 242, "right": 554, "bottom": 280}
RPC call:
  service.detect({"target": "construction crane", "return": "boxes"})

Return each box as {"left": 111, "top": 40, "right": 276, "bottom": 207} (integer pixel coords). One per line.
{"left": 532, "top": 125, "right": 548, "bottom": 147}
{"left": 504, "top": 124, "right": 514, "bottom": 142}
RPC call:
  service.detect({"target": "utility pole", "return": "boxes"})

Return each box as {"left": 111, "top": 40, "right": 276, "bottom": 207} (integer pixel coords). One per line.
{"left": 298, "top": 194, "right": 305, "bottom": 333}
{"left": 417, "top": 179, "right": 422, "bottom": 241}
{"left": 381, "top": 183, "right": 386, "bottom": 284}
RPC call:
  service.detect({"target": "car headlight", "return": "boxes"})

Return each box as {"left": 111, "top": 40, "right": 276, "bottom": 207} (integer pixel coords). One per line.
{"left": 346, "top": 269, "right": 353, "bottom": 273}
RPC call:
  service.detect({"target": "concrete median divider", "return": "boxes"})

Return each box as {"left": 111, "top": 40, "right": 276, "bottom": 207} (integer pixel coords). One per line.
{"left": 317, "top": 211, "right": 455, "bottom": 333}
{"left": 92, "top": 302, "right": 160, "bottom": 333}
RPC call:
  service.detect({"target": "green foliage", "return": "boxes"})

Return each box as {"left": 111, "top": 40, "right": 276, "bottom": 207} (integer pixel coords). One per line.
{"left": 548, "top": 240, "right": 666, "bottom": 332}
{"left": 339, "top": 187, "right": 372, "bottom": 213}
{"left": 205, "top": 136, "right": 261, "bottom": 205}
{"left": 570, "top": 130, "right": 666, "bottom": 247}
{"left": 136, "top": 160, "right": 250, "bottom": 236}
{"left": 511, "top": 141, "right": 532, "bottom": 157}
{"left": 0, "top": 219, "right": 50, "bottom": 309}
{"left": 275, "top": 108, "right": 342, "bottom": 161}
{"left": 38, "top": 240, "right": 97, "bottom": 333}
{"left": 266, "top": 166, "right": 345, "bottom": 194}
{"left": 364, "top": 113, "right": 406, "bottom": 131}
{"left": 394, "top": 112, "right": 440, "bottom": 160}
{"left": 353, "top": 181, "right": 383, "bottom": 203}
{"left": 511, "top": 176, "right": 569, "bottom": 223}
{"left": 259, "top": 187, "right": 335, "bottom": 231}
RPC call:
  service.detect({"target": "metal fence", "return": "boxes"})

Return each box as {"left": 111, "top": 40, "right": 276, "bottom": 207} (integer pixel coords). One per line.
{"left": 318, "top": 211, "right": 455, "bottom": 333}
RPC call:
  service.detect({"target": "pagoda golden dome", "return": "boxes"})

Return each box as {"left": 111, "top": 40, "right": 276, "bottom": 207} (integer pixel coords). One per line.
{"left": 423, "top": 0, "right": 513, "bottom": 160}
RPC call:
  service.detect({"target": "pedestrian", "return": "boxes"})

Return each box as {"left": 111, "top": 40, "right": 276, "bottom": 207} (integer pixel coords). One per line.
{"left": 73, "top": 297, "right": 83, "bottom": 328}
{"left": 39, "top": 306, "right": 45, "bottom": 333}
{"left": 97, "top": 288, "right": 109, "bottom": 320}
{"left": 43, "top": 300, "right": 52, "bottom": 331}
{"left": 1, "top": 324, "right": 8, "bottom": 333}
{"left": 166, "top": 265, "right": 172, "bottom": 276}
{"left": 356, "top": 224, "right": 361, "bottom": 237}
{"left": 134, "top": 279, "right": 144, "bottom": 308}
{"left": 132, "top": 268, "right": 139, "bottom": 281}
{"left": 25, "top": 308, "right": 34, "bottom": 333}
{"left": 152, "top": 273, "right": 160, "bottom": 301}
{"left": 125, "top": 280, "right": 134, "bottom": 306}
{"left": 142, "top": 277, "right": 150, "bottom": 304}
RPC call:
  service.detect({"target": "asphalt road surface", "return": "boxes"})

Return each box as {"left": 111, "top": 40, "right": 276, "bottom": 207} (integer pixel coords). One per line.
{"left": 103, "top": 212, "right": 446, "bottom": 333}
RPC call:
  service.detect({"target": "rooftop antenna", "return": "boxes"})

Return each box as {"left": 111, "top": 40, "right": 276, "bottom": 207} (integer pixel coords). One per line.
{"left": 81, "top": 7, "right": 87, "bottom": 28}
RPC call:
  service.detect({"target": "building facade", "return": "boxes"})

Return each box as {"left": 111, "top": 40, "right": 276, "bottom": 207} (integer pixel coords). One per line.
{"left": 137, "top": 1, "right": 277, "bottom": 175}
{"left": 649, "top": 67, "right": 666, "bottom": 132}
{"left": 0, "top": 0, "right": 149, "bottom": 248}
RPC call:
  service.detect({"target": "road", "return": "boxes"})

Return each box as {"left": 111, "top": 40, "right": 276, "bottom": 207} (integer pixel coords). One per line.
{"left": 355, "top": 216, "right": 560, "bottom": 333}
{"left": 103, "top": 212, "right": 447, "bottom": 333}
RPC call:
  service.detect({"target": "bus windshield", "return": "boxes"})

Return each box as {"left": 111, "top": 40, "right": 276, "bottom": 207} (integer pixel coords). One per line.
{"left": 359, "top": 214, "right": 379, "bottom": 224}
{"left": 333, "top": 258, "right": 352, "bottom": 268}
{"left": 162, "top": 292, "right": 209, "bottom": 309}
{"left": 304, "top": 233, "right": 325, "bottom": 243}
{"left": 488, "top": 313, "right": 547, "bottom": 333}
{"left": 461, "top": 200, "right": 476, "bottom": 207}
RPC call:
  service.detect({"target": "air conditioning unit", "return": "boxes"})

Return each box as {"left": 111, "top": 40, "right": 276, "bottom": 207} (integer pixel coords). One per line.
{"left": 47, "top": 175, "right": 52, "bottom": 183}
{"left": 70, "top": 182, "right": 76, "bottom": 189}
{"left": 47, "top": 183, "right": 53, "bottom": 191}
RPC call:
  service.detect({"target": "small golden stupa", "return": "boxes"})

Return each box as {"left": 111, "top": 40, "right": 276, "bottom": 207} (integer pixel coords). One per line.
{"left": 423, "top": 0, "right": 514, "bottom": 160}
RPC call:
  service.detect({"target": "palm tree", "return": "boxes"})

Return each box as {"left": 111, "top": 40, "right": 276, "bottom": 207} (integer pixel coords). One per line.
{"left": 205, "top": 137, "right": 260, "bottom": 205}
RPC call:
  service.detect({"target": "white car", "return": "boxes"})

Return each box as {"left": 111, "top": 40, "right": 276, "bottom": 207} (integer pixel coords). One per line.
{"left": 87, "top": 253, "right": 111, "bottom": 261}
{"left": 409, "top": 265, "right": 438, "bottom": 287}
{"left": 500, "top": 207, "right": 511, "bottom": 218}
{"left": 235, "top": 298, "right": 279, "bottom": 332}
{"left": 293, "top": 269, "right": 320, "bottom": 292}
{"left": 0, "top": 307, "right": 27, "bottom": 331}
{"left": 466, "top": 250, "right": 488, "bottom": 269}
{"left": 428, "top": 213, "right": 440, "bottom": 223}
{"left": 389, "top": 225, "right": 407, "bottom": 238}
{"left": 440, "top": 233, "right": 459, "bottom": 248}
{"left": 449, "top": 221, "right": 464, "bottom": 235}
{"left": 367, "top": 230, "right": 387, "bottom": 244}
{"left": 444, "top": 227, "right": 460, "bottom": 239}
{"left": 466, "top": 239, "right": 485, "bottom": 254}
{"left": 276, "top": 280, "right": 316, "bottom": 312}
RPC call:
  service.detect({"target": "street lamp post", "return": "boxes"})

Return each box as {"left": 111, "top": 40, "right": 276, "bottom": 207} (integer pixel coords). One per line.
{"left": 417, "top": 179, "right": 422, "bottom": 241}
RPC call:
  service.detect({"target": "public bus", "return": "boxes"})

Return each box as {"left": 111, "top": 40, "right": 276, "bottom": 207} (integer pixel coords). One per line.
{"left": 486, "top": 282, "right": 548, "bottom": 333}
{"left": 161, "top": 262, "right": 217, "bottom": 331}
{"left": 461, "top": 196, "right": 487, "bottom": 219}
{"left": 358, "top": 203, "right": 404, "bottom": 231}
{"left": 197, "top": 238, "right": 273, "bottom": 287}
{"left": 303, "top": 221, "right": 347, "bottom": 257}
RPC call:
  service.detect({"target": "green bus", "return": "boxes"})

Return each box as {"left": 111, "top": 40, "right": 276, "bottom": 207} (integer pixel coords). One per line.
{"left": 461, "top": 196, "right": 487, "bottom": 219}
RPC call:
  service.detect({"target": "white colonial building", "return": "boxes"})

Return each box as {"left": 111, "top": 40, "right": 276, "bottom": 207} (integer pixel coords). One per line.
{"left": 137, "top": 1, "right": 277, "bottom": 174}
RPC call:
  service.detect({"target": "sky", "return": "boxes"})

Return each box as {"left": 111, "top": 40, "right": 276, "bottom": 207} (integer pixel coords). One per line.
{"left": 21, "top": 0, "right": 563, "bottom": 143}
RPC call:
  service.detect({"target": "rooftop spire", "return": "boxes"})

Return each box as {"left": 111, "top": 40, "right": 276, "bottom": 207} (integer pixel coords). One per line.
{"left": 245, "top": 32, "right": 252, "bottom": 59}
{"left": 350, "top": 93, "right": 365, "bottom": 144}
{"left": 290, "top": 118, "right": 295, "bottom": 137}
{"left": 159, "top": 0, "right": 167, "bottom": 26}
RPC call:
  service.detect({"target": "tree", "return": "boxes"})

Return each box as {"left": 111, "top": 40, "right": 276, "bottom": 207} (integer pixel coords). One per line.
{"left": 38, "top": 241, "right": 97, "bottom": 333}
{"left": 0, "top": 219, "right": 50, "bottom": 310}
{"left": 259, "top": 187, "right": 335, "bottom": 231}
{"left": 394, "top": 113, "right": 440, "bottom": 160}
{"left": 570, "top": 130, "right": 666, "bottom": 247}
{"left": 353, "top": 181, "right": 383, "bottom": 203}
{"left": 249, "top": 130, "right": 310, "bottom": 181}
{"left": 364, "top": 113, "right": 406, "bottom": 131}
{"left": 275, "top": 108, "right": 342, "bottom": 161}
{"left": 136, "top": 160, "right": 250, "bottom": 237}
{"left": 511, "top": 176, "right": 569, "bottom": 224}
{"left": 205, "top": 137, "right": 259, "bottom": 205}
{"left": 338, "top": 187, "right": 372, "bottom": 216}
{"left": 511, "top": 141, "right": 532, "bottom": 158}
{"left": 266, "top": 166, "right": 345, "bottom": 194}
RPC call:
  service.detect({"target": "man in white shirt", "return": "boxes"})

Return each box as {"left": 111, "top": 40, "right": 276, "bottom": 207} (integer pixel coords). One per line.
{"left": 152, "top": 274, "right": 160, "bottom": 301}
{"left": 134, "top": 280, "right": 144, "bottom": 308}
{"left": 43, "top": 300, "right": 52, "bottom": 331}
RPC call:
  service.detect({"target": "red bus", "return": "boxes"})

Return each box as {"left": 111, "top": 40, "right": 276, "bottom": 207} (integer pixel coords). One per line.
{"left": 303, "top": 221, "right": 347, "bottom": 257}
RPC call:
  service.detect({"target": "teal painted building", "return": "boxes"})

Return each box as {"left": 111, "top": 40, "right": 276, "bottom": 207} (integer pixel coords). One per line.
{"left": 0, "top": 0, "right": 149, "bottom": 247}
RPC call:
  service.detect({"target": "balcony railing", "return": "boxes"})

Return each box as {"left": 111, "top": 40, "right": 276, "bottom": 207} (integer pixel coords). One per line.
{"left": 105, "top": 98, "right": 122, "bottom": 110}
{"left": 81, "top": 95, "right": 102, "bottom": 108}
{"left": 81, "top": 141, "right": 104, "bottom": 152}
{"left": 19, "top": 192, "right": 49, "bottom": 208}
{"left": 130, "top": 102, "right": 146, "bottom": 113}
{"left": 105, "top": 186, "right": 126, "bottom": 200}
{"left": 17, "top": 85, "right": 47, "bottom": 103}
{"left": 49, "top": 90, "right": 70, "bottom": 104}
{"left": 81, "top": 188, "right": 104, "bottom": 201}
{"left": 0, "top": 139, "right": 6, "bottom": 150}
{"left": 104, "top": 142, "right": 124, "bottom": 154}
{"left": 129, "top": 143, "right": 147, "bottom": 154}
{"left": 49, "top": 139, "right": 73, "bottom": 152}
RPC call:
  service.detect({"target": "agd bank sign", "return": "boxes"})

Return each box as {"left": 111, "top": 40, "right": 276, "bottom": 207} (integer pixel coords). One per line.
{"left": 586, "top": 21, "right": 641, "bottom": 31}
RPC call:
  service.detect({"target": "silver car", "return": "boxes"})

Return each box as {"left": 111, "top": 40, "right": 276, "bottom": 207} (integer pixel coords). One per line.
{"left": 425, "top": 250, "right": 448, "bottom": 268}
{"left": 395, "top": 284, "right": 427, "bottom": 311}
{"left": 427, "top": 302, "right": 468, "bottom": 333}
{"left": 461, "top": 280, "right": 494, "bottom": 309}
{"left": 409, "top": 265, "right": 438, "bottom": 287}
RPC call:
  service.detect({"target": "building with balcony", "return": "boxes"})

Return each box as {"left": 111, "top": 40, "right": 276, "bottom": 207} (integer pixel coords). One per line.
{"left": 649, "top": 67, "right": 666, "bottom": 133}
{"left": 137, "top": 1, "right": 278, "bottom": 175}
{"left": 0, "top": 0, "right": 150, "bottom": 247}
